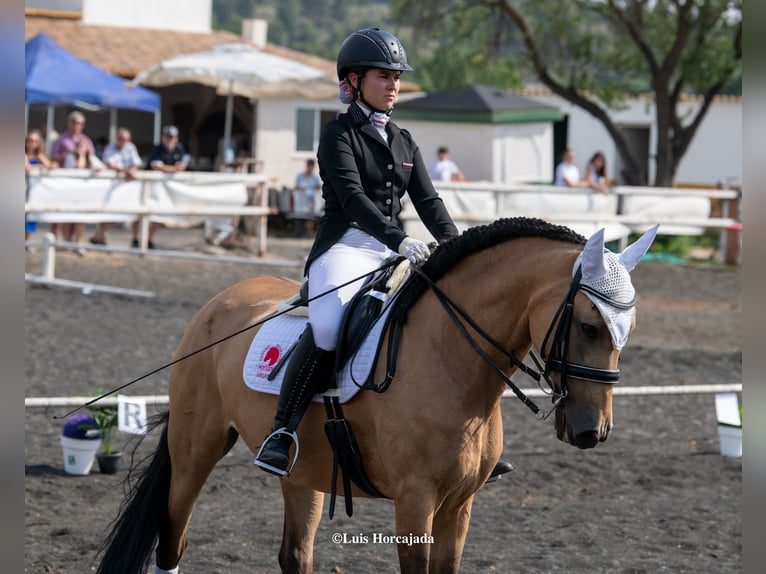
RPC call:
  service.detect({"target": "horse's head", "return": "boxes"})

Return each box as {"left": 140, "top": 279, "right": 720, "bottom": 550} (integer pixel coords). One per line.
{"left": 530, "top": 225, "right": 659, "bottom": 449}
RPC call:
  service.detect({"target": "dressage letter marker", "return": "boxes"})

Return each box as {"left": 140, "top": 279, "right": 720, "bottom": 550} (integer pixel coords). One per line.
{"left": 118, "top": 396, "right": 148, "bottom": 434}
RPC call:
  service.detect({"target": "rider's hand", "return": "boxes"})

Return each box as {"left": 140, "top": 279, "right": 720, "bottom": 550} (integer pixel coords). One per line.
{"left": 398, "top": 237, "right": 431, "bottom": 266}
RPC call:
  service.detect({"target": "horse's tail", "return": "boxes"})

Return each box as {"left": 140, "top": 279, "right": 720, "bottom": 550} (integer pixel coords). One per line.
{"left": 95, "top": 412, "right": 171, "bottom": 574}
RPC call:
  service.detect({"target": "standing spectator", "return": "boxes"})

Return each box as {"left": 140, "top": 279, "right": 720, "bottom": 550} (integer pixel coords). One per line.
{"left": 61, "top": 139, "right": 105, "bottom": 254}
{"left": 292, "top": 158, "right": 322, "bottom": 236}
{"left": 554, "top": 149, "right": 588, "bottom": 188}
{"left": 427, "top": 146, "right": 465, "bottom": 182}
{"left": 25, "top": 130, "right": 55, "bottom": 245}
{"left": 50, "top": 111, "right": 95, "bottom": 168}
{"left": 25, "top": 129, "right": 54, "bottom": 171}
{"left": 90, "top": 127, "right": 143, "bottom": 246}
{"left": 583, "top": 151, "right": 610, "bottom": 195}
{"left": 131, "top": 125, "right": 190, "bottom": 249}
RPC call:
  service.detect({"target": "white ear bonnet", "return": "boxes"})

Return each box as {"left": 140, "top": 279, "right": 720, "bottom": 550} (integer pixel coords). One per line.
{"left": 573, "top": 225, "right": 659, "bottom": 349}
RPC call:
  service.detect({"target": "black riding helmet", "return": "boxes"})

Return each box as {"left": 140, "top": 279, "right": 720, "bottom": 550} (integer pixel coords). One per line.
{"left": 336, "top": 27, "right": 413, "bottom": 81}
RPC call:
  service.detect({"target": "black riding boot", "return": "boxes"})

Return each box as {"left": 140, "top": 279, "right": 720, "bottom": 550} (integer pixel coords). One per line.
{"left": 255, "top": 324, "right": 335, "bottom": 477}
{"left": 486, "top": 460, "right": 514, "bottom": 484}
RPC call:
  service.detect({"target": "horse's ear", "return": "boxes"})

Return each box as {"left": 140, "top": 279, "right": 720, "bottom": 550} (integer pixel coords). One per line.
{"left": 619, "top": 223, "right": 660, "bottom": 272}
{"left": 580, "top": 227, "right": 608, "bottom": 281}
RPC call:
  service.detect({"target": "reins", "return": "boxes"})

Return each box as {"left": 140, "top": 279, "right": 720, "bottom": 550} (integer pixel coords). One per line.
{"left": 53, "top": 259, "right": 402, "bottom": 420}
{"left": 408, "top": 263, "right": 620, "bottom": 421}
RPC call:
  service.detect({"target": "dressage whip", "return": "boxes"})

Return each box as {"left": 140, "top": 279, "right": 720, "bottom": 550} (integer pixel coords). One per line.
{"left": 53, "top": 257, "right": 404, "bottom": 420}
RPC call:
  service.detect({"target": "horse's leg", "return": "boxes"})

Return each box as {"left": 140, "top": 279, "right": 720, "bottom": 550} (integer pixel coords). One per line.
{"left": 427, "top": 495, "right": 475, "bottom": 574}
{"left": 278, "top": 480, "right": 324, "bottom": 574}
{"left": 155, "top": 410, "right": 235, "bottom": 570}
{"left": 393, "top": 491, "right": 437, "bottom": 573}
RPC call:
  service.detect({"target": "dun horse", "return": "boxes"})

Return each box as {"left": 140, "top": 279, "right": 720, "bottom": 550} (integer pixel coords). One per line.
{"left": 96, "top": 217, "right": 657, "bottom": 574}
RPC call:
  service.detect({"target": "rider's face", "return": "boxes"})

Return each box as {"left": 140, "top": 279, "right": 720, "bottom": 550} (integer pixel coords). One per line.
{"left": 351, "top": 68, "right": 401, "bottom": 111}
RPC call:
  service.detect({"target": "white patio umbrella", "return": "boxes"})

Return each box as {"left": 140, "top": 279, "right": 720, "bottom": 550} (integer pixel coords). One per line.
{"left": 128, "top": 42, "right": 337, "bottom": 162}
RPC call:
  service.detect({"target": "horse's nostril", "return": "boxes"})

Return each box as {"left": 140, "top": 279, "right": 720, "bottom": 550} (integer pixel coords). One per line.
{"left": 575, "top": 430, "right": 599, "bottom": 449}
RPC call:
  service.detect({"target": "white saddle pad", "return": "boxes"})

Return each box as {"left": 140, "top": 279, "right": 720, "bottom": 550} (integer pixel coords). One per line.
{"left": 243, "top": 305, "right": 395, "bottom": 404}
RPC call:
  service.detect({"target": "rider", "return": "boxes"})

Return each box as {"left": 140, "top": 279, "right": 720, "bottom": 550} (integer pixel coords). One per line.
{"left": 255, "top": 27, "right": 513, "bottom": 482}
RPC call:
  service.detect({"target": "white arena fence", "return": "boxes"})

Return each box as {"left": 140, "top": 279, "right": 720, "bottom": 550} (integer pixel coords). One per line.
{"left": 402, "top": 181, "right": 741, "bottom": 257}
{"left": 25, "top": 384, "right": 743, "bottom": 410}
{"left": 26, "top": 168, "right": 276, "bottom": 255}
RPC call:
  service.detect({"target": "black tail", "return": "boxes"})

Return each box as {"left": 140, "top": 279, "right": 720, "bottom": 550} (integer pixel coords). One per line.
{"left": 95, "top": 412, "right": 171, "bottom": 574}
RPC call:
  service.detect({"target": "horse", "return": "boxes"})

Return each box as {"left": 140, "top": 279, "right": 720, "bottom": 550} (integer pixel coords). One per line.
{"left": 95, "top": 217, "right": 657, "bottom": 574}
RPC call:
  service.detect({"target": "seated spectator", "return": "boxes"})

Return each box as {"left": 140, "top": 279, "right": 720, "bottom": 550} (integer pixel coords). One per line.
{"left": 292, "top": 158, "right": 322, "bottom": 237}
{"left": 131, "top": 125, "right": 190, "bottom": 249}
{"left": 90, "top": 128, "right": 142, "bottom": 246}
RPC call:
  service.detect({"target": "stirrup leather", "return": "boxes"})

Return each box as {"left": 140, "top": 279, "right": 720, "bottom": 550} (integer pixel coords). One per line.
{"left": 254, "top": 427, "right": 300, "bottom": 477}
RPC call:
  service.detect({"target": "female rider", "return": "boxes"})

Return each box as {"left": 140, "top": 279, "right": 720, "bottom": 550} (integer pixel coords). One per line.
{"left": 255, "top": 28, "right": 512, "bottom": 484}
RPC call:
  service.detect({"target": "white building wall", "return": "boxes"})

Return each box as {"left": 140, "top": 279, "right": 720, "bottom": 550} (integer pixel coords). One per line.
{"left": 82, "top": 0, "right": 212, "bottom": 33}
{"left": 256, "top": 98, "right": 343, "bottom": 188}
{"left": 493, "top": 122, "right": 554, "bottom": 183}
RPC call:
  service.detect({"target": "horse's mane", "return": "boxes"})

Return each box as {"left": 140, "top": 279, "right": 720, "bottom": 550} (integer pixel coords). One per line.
{"left": 395, "top": 217, "right": 585, "bottom": 312}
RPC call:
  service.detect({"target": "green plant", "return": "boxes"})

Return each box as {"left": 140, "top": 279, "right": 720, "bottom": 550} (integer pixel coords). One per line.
{"left": 88, "top": 398, "right": 119, "bottom": 455}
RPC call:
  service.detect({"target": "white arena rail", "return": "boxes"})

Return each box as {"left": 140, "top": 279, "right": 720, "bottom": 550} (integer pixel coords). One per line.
{"left": 25, "top": 384, "right": 742, "bottom": 409}
{"left": 25, "top": 168, "right": 276, "bottom": 256}
{"left": 401, "top": 181, "right": 741, "bottom": 255}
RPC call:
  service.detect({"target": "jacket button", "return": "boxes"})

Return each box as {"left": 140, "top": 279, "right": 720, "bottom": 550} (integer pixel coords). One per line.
{"left": 387, "top": 164, "right": 393, "bottom": 170}
{"left": 385, "top": 198, "right": 392, "bottom": 205}
{"left": 385, "top": 181, "right": 392, "bottom": 187}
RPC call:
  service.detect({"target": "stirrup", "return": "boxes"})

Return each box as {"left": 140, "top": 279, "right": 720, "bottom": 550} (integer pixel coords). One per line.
{"left": 254, "top": 428, "right": 300, "bottom": 478}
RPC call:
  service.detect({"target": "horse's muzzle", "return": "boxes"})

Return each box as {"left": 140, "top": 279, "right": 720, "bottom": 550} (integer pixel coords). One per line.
{"left": 555, "top": 403, "right": 610, "bottom": 449}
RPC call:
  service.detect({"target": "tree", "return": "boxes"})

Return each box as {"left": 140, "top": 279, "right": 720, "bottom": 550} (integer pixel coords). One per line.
{"left": 393, "top": 0, "right": 742, "bottom": 186}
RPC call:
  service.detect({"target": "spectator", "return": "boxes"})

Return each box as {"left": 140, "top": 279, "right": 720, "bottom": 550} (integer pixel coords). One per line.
{"left": 25, "top": 130, "right": 54, "bottom": 245}
{"left": 292, "top": 158, "right": 322, "bottom": 237}
{"left": 61, "top": 138, "right": 105, "bottom": 255}
{"left": 583, "top": 151, "right": 610, "bottom": 195}
{"left": 554, "top": 149, "right": 588, "bottom": 188}
{"left": 50, "top": 111, "right": 96, "bottom": 168}
{"left": 25, "top": 129, "right": 54, "bottom": 172}
{"left": 90, "top": 127, "right": 143, "bottom": 246}
{"left": 427, "top": 146, "right": 465, "bottom": 182}
{"left": 131, "top": 125, "right": 190, "bottom": 249}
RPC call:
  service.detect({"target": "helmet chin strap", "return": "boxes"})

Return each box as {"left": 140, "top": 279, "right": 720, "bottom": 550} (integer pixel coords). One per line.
{"left": 354, "top": 71, "right": 393, "bottom": 115}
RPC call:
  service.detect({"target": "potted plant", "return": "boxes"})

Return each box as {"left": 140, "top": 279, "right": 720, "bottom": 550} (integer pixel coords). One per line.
{"left": 60, "top": 413, "right": 102, "bottom": 475}
{"left": 88, "top": 400, "right": 123, "bottom": 474}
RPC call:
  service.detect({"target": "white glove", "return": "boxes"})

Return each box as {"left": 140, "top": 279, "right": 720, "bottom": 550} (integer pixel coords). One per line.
{"left": 398, "top": 237, "right": 431, "bottom": 265}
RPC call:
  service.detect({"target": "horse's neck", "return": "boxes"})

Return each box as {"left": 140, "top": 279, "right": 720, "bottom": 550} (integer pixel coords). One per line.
{"left": 428, "top": 239, "right": 575, "bottom": 394}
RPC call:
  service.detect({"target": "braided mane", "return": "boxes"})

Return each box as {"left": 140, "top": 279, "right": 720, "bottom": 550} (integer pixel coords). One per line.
{"left": 395, "top": 217, "right": 585, "bottom": 312}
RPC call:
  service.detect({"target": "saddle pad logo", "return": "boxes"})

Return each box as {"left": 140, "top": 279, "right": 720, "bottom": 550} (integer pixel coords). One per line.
{"left": 255, "top": 345, "right": 282, "bottom": 379}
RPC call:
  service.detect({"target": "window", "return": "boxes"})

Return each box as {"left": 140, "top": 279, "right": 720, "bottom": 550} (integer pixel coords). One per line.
{"left": 295, "top": 108, "right": 337, "bottom": 152}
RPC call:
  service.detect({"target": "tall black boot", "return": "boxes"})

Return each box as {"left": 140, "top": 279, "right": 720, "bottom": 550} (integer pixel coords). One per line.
{"left": 255, "top": 324, "right": 335, "bottom": 477}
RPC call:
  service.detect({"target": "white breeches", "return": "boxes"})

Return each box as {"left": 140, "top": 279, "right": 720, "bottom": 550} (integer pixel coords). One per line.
{"left": 308, "top": 227, "right": 396, "bottom": 350}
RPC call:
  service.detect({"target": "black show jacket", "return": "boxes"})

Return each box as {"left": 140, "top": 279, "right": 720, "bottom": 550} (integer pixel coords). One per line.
{"left": 306, "top": 103, "right": 459, "bottom": 274}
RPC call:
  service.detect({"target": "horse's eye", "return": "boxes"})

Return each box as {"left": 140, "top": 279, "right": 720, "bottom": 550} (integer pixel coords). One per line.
{"left": 581, "top": 323, "right": 598, "bottom": 339}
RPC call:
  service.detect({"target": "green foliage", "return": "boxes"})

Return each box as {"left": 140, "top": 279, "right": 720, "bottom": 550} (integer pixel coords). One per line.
{"left": 88, "top": 392, "right": 119, "bottom": 455}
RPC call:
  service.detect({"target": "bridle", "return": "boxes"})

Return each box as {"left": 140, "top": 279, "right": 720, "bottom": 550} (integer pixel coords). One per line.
{"left": 408, "top": 264, "right": 623, "bottom": 420}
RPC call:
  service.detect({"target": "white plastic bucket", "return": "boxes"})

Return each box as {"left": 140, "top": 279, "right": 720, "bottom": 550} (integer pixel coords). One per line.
{"left": 717, "top": 426, "right": 742, "bottom": 458}
{"left": 61, "top": 435, "right": 101, "bottom": 475}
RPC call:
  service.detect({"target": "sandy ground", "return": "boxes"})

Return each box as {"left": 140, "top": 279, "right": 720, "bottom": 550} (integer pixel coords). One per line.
{"left": 25, "top": 225, "right": 741, "bottom": 573}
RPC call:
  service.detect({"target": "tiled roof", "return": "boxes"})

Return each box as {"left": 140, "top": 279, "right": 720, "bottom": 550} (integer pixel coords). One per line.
{"left": 24, "top": 13, "right": 420, "bottom": 91}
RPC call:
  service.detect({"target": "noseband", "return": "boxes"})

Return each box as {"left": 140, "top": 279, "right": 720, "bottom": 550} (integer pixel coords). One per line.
{"left": 410, "top": 264, "right": 622, "bottom": 420}
{"left": 536, "top": 266, "right": 621, "bottom": 411}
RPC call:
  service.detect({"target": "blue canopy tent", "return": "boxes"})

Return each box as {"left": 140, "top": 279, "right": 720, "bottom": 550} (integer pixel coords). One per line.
{"left": 25, "top": 32, "right": 161, "bottom": 146}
